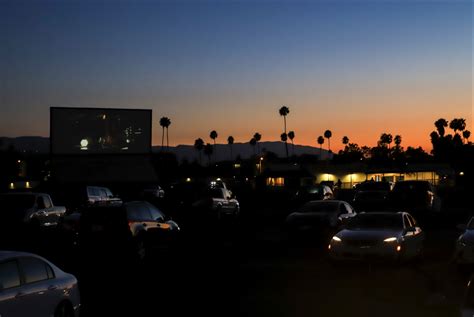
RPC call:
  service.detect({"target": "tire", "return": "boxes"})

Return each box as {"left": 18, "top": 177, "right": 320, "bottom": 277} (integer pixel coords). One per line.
{"left": 54, "top": 301, "right": 74, "bottom": 317}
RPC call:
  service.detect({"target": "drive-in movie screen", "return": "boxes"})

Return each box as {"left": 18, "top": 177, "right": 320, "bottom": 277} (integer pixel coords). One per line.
{"left": 50, "top": 107, "right": 151, "bottom": 155}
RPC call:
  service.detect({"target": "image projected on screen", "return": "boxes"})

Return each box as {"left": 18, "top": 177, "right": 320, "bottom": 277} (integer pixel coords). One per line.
{"left": 51, "top": 108, "right": 152, "bottom": 155}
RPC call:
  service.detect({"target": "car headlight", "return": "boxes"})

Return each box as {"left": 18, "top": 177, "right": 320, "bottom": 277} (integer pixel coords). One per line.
{"left": 331, "top": 236, "right": 342, "bottom": 242}
{"left": 383, "top": 237, "right": 397, "bottom": 242}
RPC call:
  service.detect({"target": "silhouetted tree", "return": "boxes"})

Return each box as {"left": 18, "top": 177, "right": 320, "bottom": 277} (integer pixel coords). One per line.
{"left": 279, "top": 106, "right": 290, "bottom": 157}
{"left": 204, "top": 143, "right": 213, "bottom": 166}
{"left": 463, "top": 130, "right": 471, "bottom": 143}
{"left": 227, "top": 136, "right": 234, "bottom": 160}
{"left": 435, "top": 119, "right": 448, "bottom": 137}
{"left": 210, "top": 130, "right": 218, "bottom": 161}
{"left": 253, "top": 132, "right": 261, "bottom": 155}
{"left": 194, "top": 138, "right": 204, "bottom": 165}
{"left": 450, "top": 118, "right": 466, "bottom": 134}
{"left": 324, "top": 130, "right": 332, "bottom": 153}
{"left": 280, "top": 133, "right": 288, "bottom": 157}
{"left": 394, "top": 135, "right": 402, "bottom": 147}
{"left": 249, "top": 137, "right": 257, "bottom": 155}
{"left": 288, "top": 131, "right": 295, "bottom": 155}
{"left": 159, "top": 117, "right": 171, "bottom": 149}
{"left": 342, "top": 136, "right": 349, "bottom": 145}
{"left": 379, "top": 133, "right": 393, "bottom": 149}
{"left": 317, "top": 136, "right": 324, "bottom": 158}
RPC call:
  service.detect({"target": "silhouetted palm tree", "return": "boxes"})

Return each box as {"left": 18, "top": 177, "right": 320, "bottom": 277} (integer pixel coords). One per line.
{"left": 342, "top": 136, "right": 349, "bottom": 146}
{"left": 227, "top": 136, "right": 234, "bottom": 160}
{"left": 279, "top": 106, "right": 290, "bottom": 157}
{"left": 317, "top": 136, "right": 324, "bottom": 158}
{"left": 210, "top": 130, "right": 218, "bottom": 161}
{"left": 194, "top": 138, "right": 204, "bottom": 165}
{"left": 253, "top": 133, "right": 261, "bottom": 155}
{"left": 204, "top": 143, "right": 213, "bottom": 166}
{"left": 324, "top": 130, "right": 332, "bottom": 153}
{"left": 249, "top": 137, "right": 257, "bottom": 156}
{"left": 435, "top": 119, "right": 448, "bottom": 137}
{"left": 159, "top": 117, "right": 171, "bottom": 149}
{"left": 463, "top": 130, "right": 471, "bottom": 143}
{"left": 379, "top": 133, "right": 393, "bottom": 149}
{"left": 394, "top": 135, "right": 402, "bottom": 147}
{"left": 280, "top": 133, "right": 288, "bottom": 157}
{"left": 450, "top": 118, "right": 466, "bottom": 134}
{"left": 288, "top": 131, "right": 295, "bottom": 155}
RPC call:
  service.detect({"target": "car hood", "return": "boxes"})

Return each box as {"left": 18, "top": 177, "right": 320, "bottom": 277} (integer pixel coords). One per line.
{"left": 335, "top": 229, "right": 402, "bottom": 241}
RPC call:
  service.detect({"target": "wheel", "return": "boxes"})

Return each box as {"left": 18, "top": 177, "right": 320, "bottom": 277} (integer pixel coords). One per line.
{"left": 54, "top": 301, "right": 74, "bottom": 317}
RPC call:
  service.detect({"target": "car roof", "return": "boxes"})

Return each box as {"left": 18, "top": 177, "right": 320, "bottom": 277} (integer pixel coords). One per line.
{"left": 0, "top": 250, "right": 43, "bottom": 262}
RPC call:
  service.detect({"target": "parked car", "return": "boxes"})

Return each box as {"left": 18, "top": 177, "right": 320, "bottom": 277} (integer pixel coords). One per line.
{"left": 352, "top": 181, "right": 391, "bottom": 212}
{"left": 85, "top": 186, "right": 122, "bottom": 207}
{"left": 142, "top": 185, "right": 165, "bottom": 199}
{"left": 328, "top": 212, "right": 424, "bottom": 262}
{"left": 293, "top": 184, "right": 333, "bottom": 206}
{"left": 0, "top": 251, "right": 80, "bottom": 317}
{"left": 192, "top": 180, "right": 240, "bottom": 220}
{"left": 77, "top": 201, "right": 180, "bottom": 260}
{"left": 0, "top": 193, "right": 66, "bottom": 229}
{"left": 390, "top": 181, "right": 441, "bottom": 213}
{"left": 454, "top": 217, "right": 474, "bottom": 265}
{"left": 285, "top": 200, "right": 356, "bottom": 237}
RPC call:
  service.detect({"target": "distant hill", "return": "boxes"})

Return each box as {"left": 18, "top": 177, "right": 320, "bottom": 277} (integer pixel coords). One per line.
{"left": 153, "top": 141, "right": 333, "bottom": 162}
{"left": 0, "top": 137, "right": 332, "bottom": 161}
{"left": 0, "top": 136, "right": 50, "bottom": 153}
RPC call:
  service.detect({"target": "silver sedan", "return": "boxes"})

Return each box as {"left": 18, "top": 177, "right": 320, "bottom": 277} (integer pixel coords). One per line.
{"left": 328, "top": 212, "right": 424, "bottom": 262}
{"left": 0, "top": 251, "right": 80, "bottom": 317}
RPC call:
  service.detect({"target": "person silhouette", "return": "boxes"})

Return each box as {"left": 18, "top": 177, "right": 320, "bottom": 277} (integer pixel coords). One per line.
{"left": 336, "top": 178, "right": 342, "bottom": 189}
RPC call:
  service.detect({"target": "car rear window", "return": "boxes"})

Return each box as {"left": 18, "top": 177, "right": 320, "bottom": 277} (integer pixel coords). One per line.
{"left": 298, "top": 202, "right": 339, "bottom": 213}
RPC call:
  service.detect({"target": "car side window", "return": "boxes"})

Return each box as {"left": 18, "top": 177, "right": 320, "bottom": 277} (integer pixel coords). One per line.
{"left": 20, "top": 257, "right": 50, "bottom": 284}
{"left": 99, "top": 189, "right": 108, "bottom": 199}
{"left": 0, "top": 260, "right": 21, "bottom": 289}
{"left": 37, "top": 197, "right": 46, "bottom": 209}
{"left": 147, "top": 203, "right": 165, "bottom": 221}
{"left": 403, "top": 215, "right": 413, "bottom": 228}
{"left": 408, "top": 215, "right": 418, "bottom": 227}
{"left": 42, "top": 196, "right": 52, "bottom": 209}
{"left": 105, "top": 189, "right": 114, "bottom": 198}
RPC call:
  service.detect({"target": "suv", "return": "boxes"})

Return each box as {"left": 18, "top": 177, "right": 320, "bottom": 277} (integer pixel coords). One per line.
{"left": 78, "top": 201, "right": 180, "bottom": 260}
{"left": 86, "top": 186, "right": 122, "bottom": 206}
{"left": 390, "top": 180, "right": 441, "bottom": 213}
{"left": 192, "top": 180, "right": 240, "bottom": 220}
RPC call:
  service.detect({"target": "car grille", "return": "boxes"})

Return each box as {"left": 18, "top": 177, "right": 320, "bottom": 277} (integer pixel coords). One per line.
{"left": 345, "top": 239, "right": 379, "bottom": 247}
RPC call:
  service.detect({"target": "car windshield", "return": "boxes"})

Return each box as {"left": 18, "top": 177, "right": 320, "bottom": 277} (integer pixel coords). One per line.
{"left": 298, "top": 202, "right": 338, "bottom": 213}
{"left": 347, "top": 214, "right": 403, "bottom": 230}
{"left": 0, "top": 194, "right": 36, "bottom": 209}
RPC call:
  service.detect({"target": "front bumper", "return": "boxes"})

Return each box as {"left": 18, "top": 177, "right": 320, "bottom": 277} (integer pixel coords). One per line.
{"left": 329, "top": 241, "right": 401, "bottom": 261}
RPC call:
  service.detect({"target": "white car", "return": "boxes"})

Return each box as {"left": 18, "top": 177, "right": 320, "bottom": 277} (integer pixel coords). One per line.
{"left": 455, "top": 217, "right": 474, "bottom": 264}
{"left": 328, "top": 212, "right": 424, "bottom": 261}
{"left": 0, "top": 251, "right": 80, "bottom": 317}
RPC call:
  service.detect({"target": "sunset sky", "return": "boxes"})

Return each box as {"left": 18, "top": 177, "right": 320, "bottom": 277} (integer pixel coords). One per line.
{"left": 1, "top": 0, "right": 472, "bottom": 152}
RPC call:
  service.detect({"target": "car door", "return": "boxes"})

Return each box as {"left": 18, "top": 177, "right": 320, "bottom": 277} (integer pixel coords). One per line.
{"left": 18, "top": 256, "right": 61, "bottom": 317}
{"left": 402, "top": 215, "right": 418, "bottom": 257}
{"left": 0, "top": 259, "right": 24, "bottom": 317}
{"left": 408, "top": 214, "right": 424, "bottom": 253}
{"left": 40, "top": 195, "right": 56, "bottom": 226}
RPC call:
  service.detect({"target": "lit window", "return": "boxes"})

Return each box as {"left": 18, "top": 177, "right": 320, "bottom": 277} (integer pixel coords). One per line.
{"left": 266, "top": 177, "right": 285, "bottom": 187}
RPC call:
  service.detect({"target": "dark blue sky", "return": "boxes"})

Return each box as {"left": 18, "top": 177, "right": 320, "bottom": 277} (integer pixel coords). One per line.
{"left": 1, "top": 0, "right": 471, "bottom": 149}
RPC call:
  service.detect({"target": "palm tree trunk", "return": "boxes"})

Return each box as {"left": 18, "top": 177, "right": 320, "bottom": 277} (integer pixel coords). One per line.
{"left": 199, "top": 151, "right": 202, "bottom": 165}
{"left": 161, "top": 127, "right": 165, "bottom": 150}
{"left": 320, "top": 145, "right": 322, "bottom": 159}
{"left": 166, "top": 127, "right": 169, "bottom": 149}
{"left": 230, "top": 145, "right": 233, "bottom": 161}
{"left": 292, "top": 140, "right": 294, "bottom": 156}
{"left": 285, "top": 142, "right": 288, "bottom": 158}
{"left": 328, "top": 138, "right": 331, "bottom": 153}
{"left": 284, "top": 116, "right": 287, "bottom": 133}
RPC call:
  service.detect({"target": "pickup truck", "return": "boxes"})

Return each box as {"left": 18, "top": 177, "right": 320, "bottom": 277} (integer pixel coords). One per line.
{"left": 192, "top": 180, "right": 240, "bottom": 219}
{"left": 0, "top": 192, "right": 67, "bottom": 228}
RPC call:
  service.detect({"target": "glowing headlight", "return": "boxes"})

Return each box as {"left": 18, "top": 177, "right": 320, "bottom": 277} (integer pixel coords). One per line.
{"left": 332, "top": 236, "right": 342, "bottom": 242}
{"left": 384, "top": 237, "right": 397, "bottom": 242}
